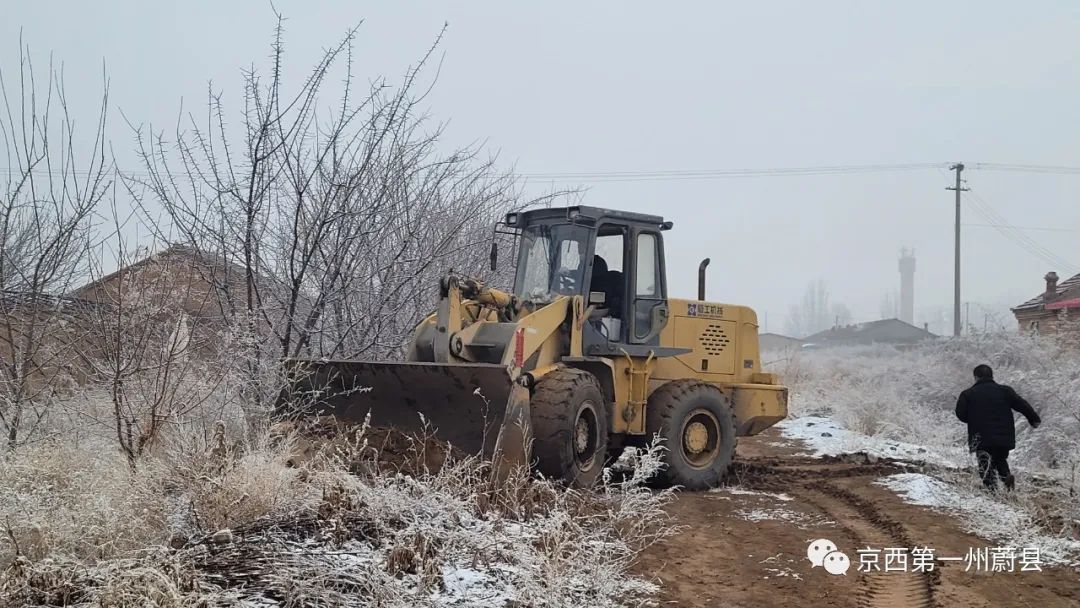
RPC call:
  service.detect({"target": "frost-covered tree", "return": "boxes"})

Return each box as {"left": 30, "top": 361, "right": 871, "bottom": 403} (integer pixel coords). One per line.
{"left": 785, "top": 280, "right": 853, "bottom": 337}
{"left": 880, "top": 290, "right": 899, "bottom": 320}
{"left": 0, "top": 41, "right": 112, "bottom": 448}
{"left": 125, "top": 15, "right": 565, "bottom": 412}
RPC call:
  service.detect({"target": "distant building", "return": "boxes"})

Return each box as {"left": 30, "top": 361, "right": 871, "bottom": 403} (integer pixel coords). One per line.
{"left": 73, "top": 244, "right": 250, "bottom": 324}
{"left": 1011, "top": 271, "right": 1080, "bottom": 334}
{"left": 73, "top": 244, "right": 306, "bottom": 328}
{"left": 759, "top": 332, "right": 804, "bottom": 352}
{"left": 801, "top": 318, "right": 936, "bottom": 349}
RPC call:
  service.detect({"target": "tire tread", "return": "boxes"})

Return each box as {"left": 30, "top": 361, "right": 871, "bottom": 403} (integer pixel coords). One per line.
{"left": 646, "top": 379, "right": 737, "bottom": 489}
{"left": 531, "top": 367, "right": 608, "bottom": 486}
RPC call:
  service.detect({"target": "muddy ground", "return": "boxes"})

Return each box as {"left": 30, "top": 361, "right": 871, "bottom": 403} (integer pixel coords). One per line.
{"left": 634, "top": 429, "right": 1079, "bottom": 608}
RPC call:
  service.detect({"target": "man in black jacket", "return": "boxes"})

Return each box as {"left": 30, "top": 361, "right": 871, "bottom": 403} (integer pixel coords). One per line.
{"left": 955, "top": 365, "right": 1041, "bottom": 490}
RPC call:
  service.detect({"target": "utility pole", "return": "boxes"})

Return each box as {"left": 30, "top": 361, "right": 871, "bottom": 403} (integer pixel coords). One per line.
{"left": 946, "top": 163, "right": 969, "bottom": 337}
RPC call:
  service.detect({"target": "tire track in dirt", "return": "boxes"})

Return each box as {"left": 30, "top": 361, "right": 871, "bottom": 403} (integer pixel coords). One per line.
{"left": 733, "top": 455, "right": 937, "bottom": 608}
{"left": 794, "top": 483, "right": 936, "bottom": 608}
{"left": 731, "top": 454, "right": 909, "bottom": 484}
{"left": 642, "top": 438, "right": 1079, "bottom": 608}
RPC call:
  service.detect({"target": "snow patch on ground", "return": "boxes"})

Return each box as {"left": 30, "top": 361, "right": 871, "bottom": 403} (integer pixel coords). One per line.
{"left": 758, "top": 553, "right": 805, "bottom": 580}
{"left": 879, "top": 473, "right": 1080, "bottom": 567}
{"left": 762, "top": 566, "right": 803, "bottom": 581}
{"left": 712, "top": 487, "right": 793, "bottom": 501}
{"left": 712, "top": 486, "right": 827, "bottom": 528}
{"left": 777, "top": 416, "right": 968, "bottom": 467}
{"left": 439, "top": 567, "right": 512, "bottom": 606}
{"left": 732, "top": 506, "right": 835, "bottom": 529}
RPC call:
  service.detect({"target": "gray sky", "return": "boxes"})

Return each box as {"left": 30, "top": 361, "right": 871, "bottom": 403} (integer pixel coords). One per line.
{"left": 5, "top": 1, "right": 1080, "bottom": 334}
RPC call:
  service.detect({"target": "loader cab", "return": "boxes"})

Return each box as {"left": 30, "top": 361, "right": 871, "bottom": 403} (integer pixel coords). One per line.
{"left": 507, "top": 206, "right": 672, "bottom": 349}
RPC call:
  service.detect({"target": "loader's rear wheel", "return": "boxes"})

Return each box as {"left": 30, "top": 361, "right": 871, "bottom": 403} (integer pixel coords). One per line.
{"left": 646, "top": 380, "right": 736, "bottom": 490}
{"left": 531, "top": 367, "right": 609, "bottom": 488}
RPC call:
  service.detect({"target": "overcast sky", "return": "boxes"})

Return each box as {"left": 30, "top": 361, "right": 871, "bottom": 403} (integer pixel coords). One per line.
{"left": 5, "top": 1, "right": 1080, "bottom": 334}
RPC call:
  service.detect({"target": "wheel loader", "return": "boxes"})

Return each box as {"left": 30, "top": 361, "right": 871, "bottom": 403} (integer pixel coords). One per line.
{"left": 283, "top": 205, "right": 787, "bottom": 489}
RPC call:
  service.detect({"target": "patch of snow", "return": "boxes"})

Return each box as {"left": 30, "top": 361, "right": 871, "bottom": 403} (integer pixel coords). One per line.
{"left": 758, "top": 554, "right": 806, "bottom": 580}
{"left": 712, "top": 487, "right": 793, "bottom": 501}
{"left": 733, "top": 507, "right": 835, "bottom": 529}
{"left": 878, "top": 473, "right": 953, "bottom": 506}
{"left": 878, "top": 473, "right": 1080, "bottom": 566}
{"left": 438, "top": 567, "right": 511, "bottom": 606}
{"left": 763, "top": 566, "right": 803, "bottom": 580}
{"left": 776, "top": 416, "right": 968, "bottom": 467}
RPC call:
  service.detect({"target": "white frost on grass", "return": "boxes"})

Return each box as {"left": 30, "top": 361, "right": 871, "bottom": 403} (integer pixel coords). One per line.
{"left": 878, "top": 473, "right": 1080, "bottom": 567}
{"left": 777, "top": 416, "right": 968, "bottom": 468}
{"left": 438, "top": 567, "right": 511, "bottom": 606}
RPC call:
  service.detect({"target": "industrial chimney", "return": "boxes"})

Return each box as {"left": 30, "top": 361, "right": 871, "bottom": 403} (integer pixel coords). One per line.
{"left": 898, "top": 248, "right": 916, "bottom": 325}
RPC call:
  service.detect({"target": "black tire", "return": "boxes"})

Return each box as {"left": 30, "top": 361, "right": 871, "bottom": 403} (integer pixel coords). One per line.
{"left": 531, "top": 367, "right": 609, "bottom": 488}
{"left": 646, "top": 380, "right": 736, "bottom": 490}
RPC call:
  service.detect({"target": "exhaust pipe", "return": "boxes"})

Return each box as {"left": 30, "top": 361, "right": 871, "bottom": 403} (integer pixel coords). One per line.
{"left": 698, "top": 258, "right": 710, "bottom": 301}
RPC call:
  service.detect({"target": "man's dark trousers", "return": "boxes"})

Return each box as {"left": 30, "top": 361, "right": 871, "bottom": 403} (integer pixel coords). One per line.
{"left": 976, "top": 447, "right": 1013, "bottom": 490}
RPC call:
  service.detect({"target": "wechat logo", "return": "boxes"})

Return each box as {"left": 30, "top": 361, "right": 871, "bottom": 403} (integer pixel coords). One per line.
{"left": 807, "top": 538, "right": 851, "bottom": 575}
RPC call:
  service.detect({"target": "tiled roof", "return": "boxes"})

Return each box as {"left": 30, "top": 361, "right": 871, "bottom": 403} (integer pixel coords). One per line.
{"left": 71, "top": 244, "right": 261, "bottom": 298}
{"left": 759, "top": 332, "right": 804, "bottom": 350}
{"left": 803, "top": 318, "right": 936, "bottom": 345}
{"left": 1012, "top": 272, "right": 1080, "bottom": 312}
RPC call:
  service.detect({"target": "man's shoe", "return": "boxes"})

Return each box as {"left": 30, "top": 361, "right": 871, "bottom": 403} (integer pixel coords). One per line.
{"left": 1004, "top": 474, "right": 1016, "bottom": 491}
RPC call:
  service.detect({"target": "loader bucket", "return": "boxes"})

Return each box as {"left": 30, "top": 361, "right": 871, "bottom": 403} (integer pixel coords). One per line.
{"left": 280, "top": 360, "right": 531, "bottom": 467}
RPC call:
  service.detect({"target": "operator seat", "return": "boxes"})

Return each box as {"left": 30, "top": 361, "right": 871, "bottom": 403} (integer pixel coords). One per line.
{"left": 589, "top": 255, "right": 613, "bottom": 314}
{"left": 604, "top": 269, "right": 624, "bottom": 319}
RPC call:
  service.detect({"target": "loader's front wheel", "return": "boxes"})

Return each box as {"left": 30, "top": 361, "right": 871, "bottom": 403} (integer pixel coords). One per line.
{"left": 531, "top": 367, "right": 609, "bottom": 488}
{"left": 646, "top": 380, "right": 736, "bottom": 490}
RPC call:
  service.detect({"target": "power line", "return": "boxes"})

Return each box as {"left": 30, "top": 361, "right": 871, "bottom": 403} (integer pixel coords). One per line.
{"left": 3, "top": 162, "right": 950, "bottom": 183}
{"left": 1, "top": 166, "right": 130, "bottom": 178}
{"left": 971, "top": 163, "right": 1080, "bottom": 175}
{"left": 11, "top": 160, "right": 1080, "bottom": 179}
{"left": 518, "top": 162, "right": 948, "bottom": 182}
{"left": 965, "top": 188, "right": 1076, "bottom": 271}
{"left": 524, "top": 160, "right": 1080, "bottom": 180}
{"left": 10, "top": 160, "right": 1080, "bottom": 181}
{"left": 964, "top": 223, "right": 1079, "bottom": 233}
{"left": 965, "top": 191, "right": 1071, "bottom": 267}
{"left": 934, "top": 163, "right": 1076, "bottom": 275}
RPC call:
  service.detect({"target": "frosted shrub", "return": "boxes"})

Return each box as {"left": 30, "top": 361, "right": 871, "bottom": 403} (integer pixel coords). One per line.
{"left": 0, "top": 428, "right": 308, "bottom": 570}
{"left": 767, "top": 333, "right": 1080, "bottom": 553}
{"left": 0, "top": 438, "right": 156, "bottom": 565}
{"left": 769, "top": 333, "right": 1080, "bottom": 474}
{"left": 1, "top": 421, "right": 674, "bottom": 607}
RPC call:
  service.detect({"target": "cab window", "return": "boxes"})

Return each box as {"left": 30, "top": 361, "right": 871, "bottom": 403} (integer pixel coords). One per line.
{"left": 636, "top": 233, "right": 659, "bottom": 296}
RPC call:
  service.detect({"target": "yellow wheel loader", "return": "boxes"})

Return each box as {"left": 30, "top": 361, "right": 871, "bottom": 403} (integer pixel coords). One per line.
{"left": 285, "top": 206, "right": 787, "bottom": 489}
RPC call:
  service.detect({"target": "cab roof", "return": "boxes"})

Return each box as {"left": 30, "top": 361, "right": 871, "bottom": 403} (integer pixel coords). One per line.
{"left": 511, "top": 205, "right": 670, "bottom": 229}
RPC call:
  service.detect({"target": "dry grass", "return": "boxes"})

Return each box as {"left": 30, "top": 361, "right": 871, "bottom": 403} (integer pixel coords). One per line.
{"left": 0, "top": 417, "right": 675, "bottom": 607}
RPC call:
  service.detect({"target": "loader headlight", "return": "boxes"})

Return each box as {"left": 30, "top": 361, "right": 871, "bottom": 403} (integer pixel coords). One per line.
{"left": 505, "top": 212, "right": 519, "bottom": 226}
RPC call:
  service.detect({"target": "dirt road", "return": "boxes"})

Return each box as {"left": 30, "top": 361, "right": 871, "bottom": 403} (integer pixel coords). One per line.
{"left": 634, "top": 430, "right": 1079, "bottom": 608}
